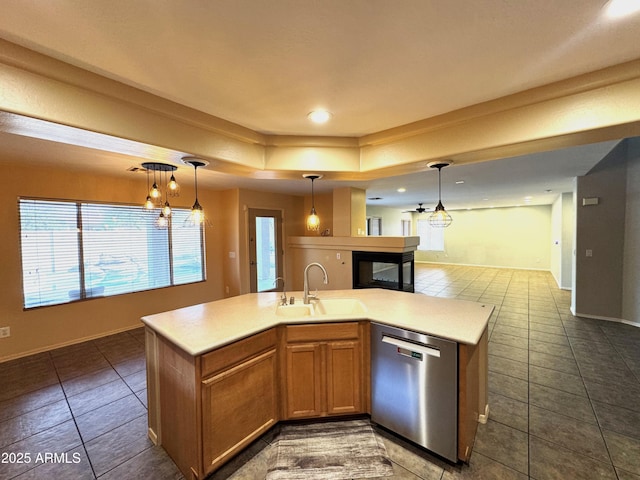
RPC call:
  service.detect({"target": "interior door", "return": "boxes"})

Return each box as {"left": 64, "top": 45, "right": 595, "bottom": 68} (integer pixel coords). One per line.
{"left": 248, "top": 208, "right": 284, "bottom": 293}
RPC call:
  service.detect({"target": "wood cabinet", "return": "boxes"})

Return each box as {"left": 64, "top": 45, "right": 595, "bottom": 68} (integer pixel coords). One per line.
{"left": 155, "top": 328, "right": 278, "bottom": 480}
{"left": 201, "top": 348, "right": 278, "bottom": 473}
{"left": 457, "top": 327, "right": 488, "bottom": 462}
{"left": 283, "top": 322, "right": 364, "bottom": 419}
{"left": 148, "top": 319, "right": 483, "bottom": 478}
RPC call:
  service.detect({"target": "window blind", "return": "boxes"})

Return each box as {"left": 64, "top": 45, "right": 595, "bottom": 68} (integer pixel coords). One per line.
{"left": 19, "top": 198, "right": 205, "bottom": 309}
{"left": 417, "top": 218, "right": 445, "bottom": 251}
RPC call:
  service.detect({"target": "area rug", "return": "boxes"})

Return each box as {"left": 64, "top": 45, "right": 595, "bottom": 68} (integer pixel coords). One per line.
{"left": 266, "top": 419, "right": 394, "bottom": 480}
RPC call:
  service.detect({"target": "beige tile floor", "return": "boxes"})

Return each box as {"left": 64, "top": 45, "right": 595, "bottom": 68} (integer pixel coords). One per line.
{"left": 1, "top": 264, "right": 639, "bottom": 479}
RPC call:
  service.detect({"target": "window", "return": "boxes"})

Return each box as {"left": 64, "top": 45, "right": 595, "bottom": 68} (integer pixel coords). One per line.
{"left": 416, "top": 218, "right": 445, "bottom": 251}
{"left": 19, "top": 198, "right": 205, "bottom": 309}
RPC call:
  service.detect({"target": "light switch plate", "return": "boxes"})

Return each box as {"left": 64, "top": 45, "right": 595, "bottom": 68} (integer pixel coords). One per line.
{"left": 0, "top": 327, "right": 10, "bottom": 338}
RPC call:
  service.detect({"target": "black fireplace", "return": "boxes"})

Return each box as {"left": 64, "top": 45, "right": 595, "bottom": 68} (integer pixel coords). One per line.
{"left": 352, "top": 251, "right": 414, "bottom": 292}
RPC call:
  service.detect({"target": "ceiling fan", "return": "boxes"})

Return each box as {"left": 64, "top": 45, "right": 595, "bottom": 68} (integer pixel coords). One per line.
{"left": 403, "top": 203, "right": 428, "bottom": 214}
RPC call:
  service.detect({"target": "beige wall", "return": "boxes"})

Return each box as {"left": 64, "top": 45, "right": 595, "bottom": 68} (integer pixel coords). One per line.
{"left": 574, "top": 143, "right": 627, "bottom": 320}
{"left": 289, "top": 248, "right": 353, "bottom": 291}
{"left": 0, "top": 161, "right": 225, "bottom": 361}
{"left": 623, "top": 139, "right": 640, "bottom": 323}
{"left": 415, "top": 205, "right": 552, "bottom": 270}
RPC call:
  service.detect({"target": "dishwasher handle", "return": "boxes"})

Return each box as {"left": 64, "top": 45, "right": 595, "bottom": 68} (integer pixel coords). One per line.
{"left": 381, "top": 335, "right": 441, "bottom": 358}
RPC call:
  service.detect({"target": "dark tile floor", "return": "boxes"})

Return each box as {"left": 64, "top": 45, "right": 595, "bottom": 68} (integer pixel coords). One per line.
{"left": 2, "top": 264, "right": 639, "bottom": 479}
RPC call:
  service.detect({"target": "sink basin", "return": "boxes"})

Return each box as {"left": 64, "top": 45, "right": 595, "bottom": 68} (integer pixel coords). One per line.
{"left": 313, "top": 298, "right": 368, "bottom": 316}
{"left": 275, "top": 303, "right": 313, "bottom": 317}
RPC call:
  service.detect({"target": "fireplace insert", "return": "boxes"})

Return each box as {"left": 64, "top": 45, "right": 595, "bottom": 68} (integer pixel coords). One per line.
{"left": 352, "top": 251, "right": 414, "bottom": 292}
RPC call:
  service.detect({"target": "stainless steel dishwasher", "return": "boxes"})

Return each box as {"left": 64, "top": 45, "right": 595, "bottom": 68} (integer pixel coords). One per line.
{"left": 371, "top": 322, "right": 458, "bottom": 462}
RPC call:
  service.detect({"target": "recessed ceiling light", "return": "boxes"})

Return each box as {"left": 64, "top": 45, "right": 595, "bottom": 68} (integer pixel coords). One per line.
{"left": 605, "top": 0, "right": 640, "bottom": 18}
{"left": 455, "top": 180, "right": 465, "bottom": 184}
{"left": 307, "top": 110, "right": 332, "bottom": 124}
{"left": 397, "top": 188, "right": 406, "bottom": 193}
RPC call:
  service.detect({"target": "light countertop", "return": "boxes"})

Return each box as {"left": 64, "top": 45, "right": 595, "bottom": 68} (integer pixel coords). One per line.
{"left": 141, "top": 288, "right": 494, "bottom": 356}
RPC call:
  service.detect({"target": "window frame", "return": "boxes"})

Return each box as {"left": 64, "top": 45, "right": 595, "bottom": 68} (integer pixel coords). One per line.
{"left": 18, "top": 197, "right": 206, "bottom": 310}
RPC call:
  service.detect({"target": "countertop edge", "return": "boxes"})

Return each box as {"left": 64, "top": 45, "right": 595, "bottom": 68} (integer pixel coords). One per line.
{"left": 141, "top": 289, "right": 495, "bottom": 356}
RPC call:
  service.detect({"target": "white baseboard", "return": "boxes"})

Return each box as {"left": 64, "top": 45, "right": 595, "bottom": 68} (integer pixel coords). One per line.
{"left": 478, "top": 404, "right": 490, "bottom": 424}
{"left": 570, "top": 310, "right": 640, "bottom": 328}
{"left": 414, "top": 261, "right": 550, "bottom": 272}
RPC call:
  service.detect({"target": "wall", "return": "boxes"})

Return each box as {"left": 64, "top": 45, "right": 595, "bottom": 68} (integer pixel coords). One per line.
{"left": 550, "top": 197, "right": 562, "bottom": 285}
{"left": 366, "top": 205, "right": 412, "bottom": 236}
{"left": 414, "top": 206, "right": 552, "bottom": 270}
{"left": 0, "top": 161, "right": 224, "bottom": 361}
{"left": 573, "top": 141, "right": 627, "bottom": 320}
{"left": 623, "top": 138, "right": 640, "bottom": 323}
{"left": 550, "top": 193, "right": 574, "bottom": 289}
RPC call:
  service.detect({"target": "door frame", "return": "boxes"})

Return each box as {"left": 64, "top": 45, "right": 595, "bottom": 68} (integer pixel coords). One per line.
{"left": 247, "top": 208, "right": 285, "bottom": 293}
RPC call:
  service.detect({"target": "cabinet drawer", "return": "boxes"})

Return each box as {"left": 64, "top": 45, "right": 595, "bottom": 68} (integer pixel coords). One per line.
{"left": 286, "top": 322, "right": 359, "bottom": 343}
{"left": 201, "top": 328, "right": 276, "bottom": 377}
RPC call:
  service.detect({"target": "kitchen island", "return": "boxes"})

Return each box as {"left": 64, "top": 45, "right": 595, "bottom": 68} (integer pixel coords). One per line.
{"left": 142, "top": 288, "right": 492, "bottom": 479}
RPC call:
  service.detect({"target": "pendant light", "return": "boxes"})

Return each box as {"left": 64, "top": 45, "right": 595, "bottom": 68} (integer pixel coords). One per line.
{"left": 142, "top": 163, "right": 180, "bottom": 205}
{"left": 303, "top": 174, "right": 322, "bottom": 231}
{"left": 141, "top": 162, "right": 180, "bottom": 228}
{"left": 144, "top": 167, "right": 155, "bottom": 210}
{"left": 428, "top": 161, "right": 453, "bottom": 228}
{"left": 182, "top": 156, "right": 209, "bottom": 226}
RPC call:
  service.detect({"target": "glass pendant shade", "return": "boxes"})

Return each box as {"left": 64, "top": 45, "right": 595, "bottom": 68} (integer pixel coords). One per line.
{"left": 181, "top": 156, "right": 210, "bottom": 227}
{"left": 167, "top": 174, "right": 180, "bottom": 195}
{"left": 144, "top": 196, "right": 155, "bottom": 210}
{"left": 150, "top": 182, "right": 161, "bottom": 199}
{"left": 162, "top": 201, "right": 172, "bottom": 217}
{"left": 190, "top": 200, "right": 204, "bottom": 225}
{"left": 156, "top": 211, "right": 168, "bottom": 228}
{"left": 303, "top": 173, "right": 322, "bottom": 232}
{"left": 307, "top": 207, "right": 320, "bottom": 231}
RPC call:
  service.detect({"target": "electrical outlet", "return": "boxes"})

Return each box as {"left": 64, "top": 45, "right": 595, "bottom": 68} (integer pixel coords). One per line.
{"left": 0, "top": 326, "right": 10, "bottom": 338}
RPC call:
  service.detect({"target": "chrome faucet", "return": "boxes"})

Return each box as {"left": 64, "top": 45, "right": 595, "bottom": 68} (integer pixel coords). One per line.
{"left": 303, "top": 262, "right": 328, "bottom": 304}
{"left": 274, "top": 277, "right": 287, "bottom": 305}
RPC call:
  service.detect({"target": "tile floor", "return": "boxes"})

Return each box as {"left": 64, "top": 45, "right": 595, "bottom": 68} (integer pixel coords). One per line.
{"left": 1, "top": 264, "right": 639, "bottom": 479}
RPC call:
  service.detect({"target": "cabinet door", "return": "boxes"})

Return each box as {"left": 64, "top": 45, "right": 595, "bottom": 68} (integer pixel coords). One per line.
{"left": 285, "top": 343, "right": 323, "bottom": 418}
{"left": 326, "top": 340, "right": 362, "bottom": 415}
{"left": 202, "top": 349, "right": 278, "bottom": 474}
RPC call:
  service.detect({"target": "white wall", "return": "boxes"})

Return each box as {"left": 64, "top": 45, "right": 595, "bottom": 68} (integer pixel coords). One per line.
{"left": 414, "top": 205, "right": 552, "bottom": 270}
{"left": 623, "top": 139, "right": 640, "bottom": 323}
{"left": 366, "top": 205, "right": 411, "bottom": 236}
{"left": 551, "top": 196, "right": 563, "bottom": 284}
{"left": 551, "top": 193, "right": 575, "bottom": 289}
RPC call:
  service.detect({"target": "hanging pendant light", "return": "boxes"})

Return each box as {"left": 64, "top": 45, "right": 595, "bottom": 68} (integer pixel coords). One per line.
{"left": 149, "top": 167, "right": 161, "bottom": 200}
{"left": 142, "top": 162, "right": 179, "bottom": 212}
{"left": 303, "top": 174, "right": 322, "bottom": 231}
{"left": 144, "top": 168, "right": 155, "bottom": 210}
{"left": 182, "top": 156, "right": 210, "bottom": 226}
{"left": 428, "top": 161, "right": 453, "bottom": 228}
{"left": 167, "top": 173, "right": 180, "bottom": 196}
